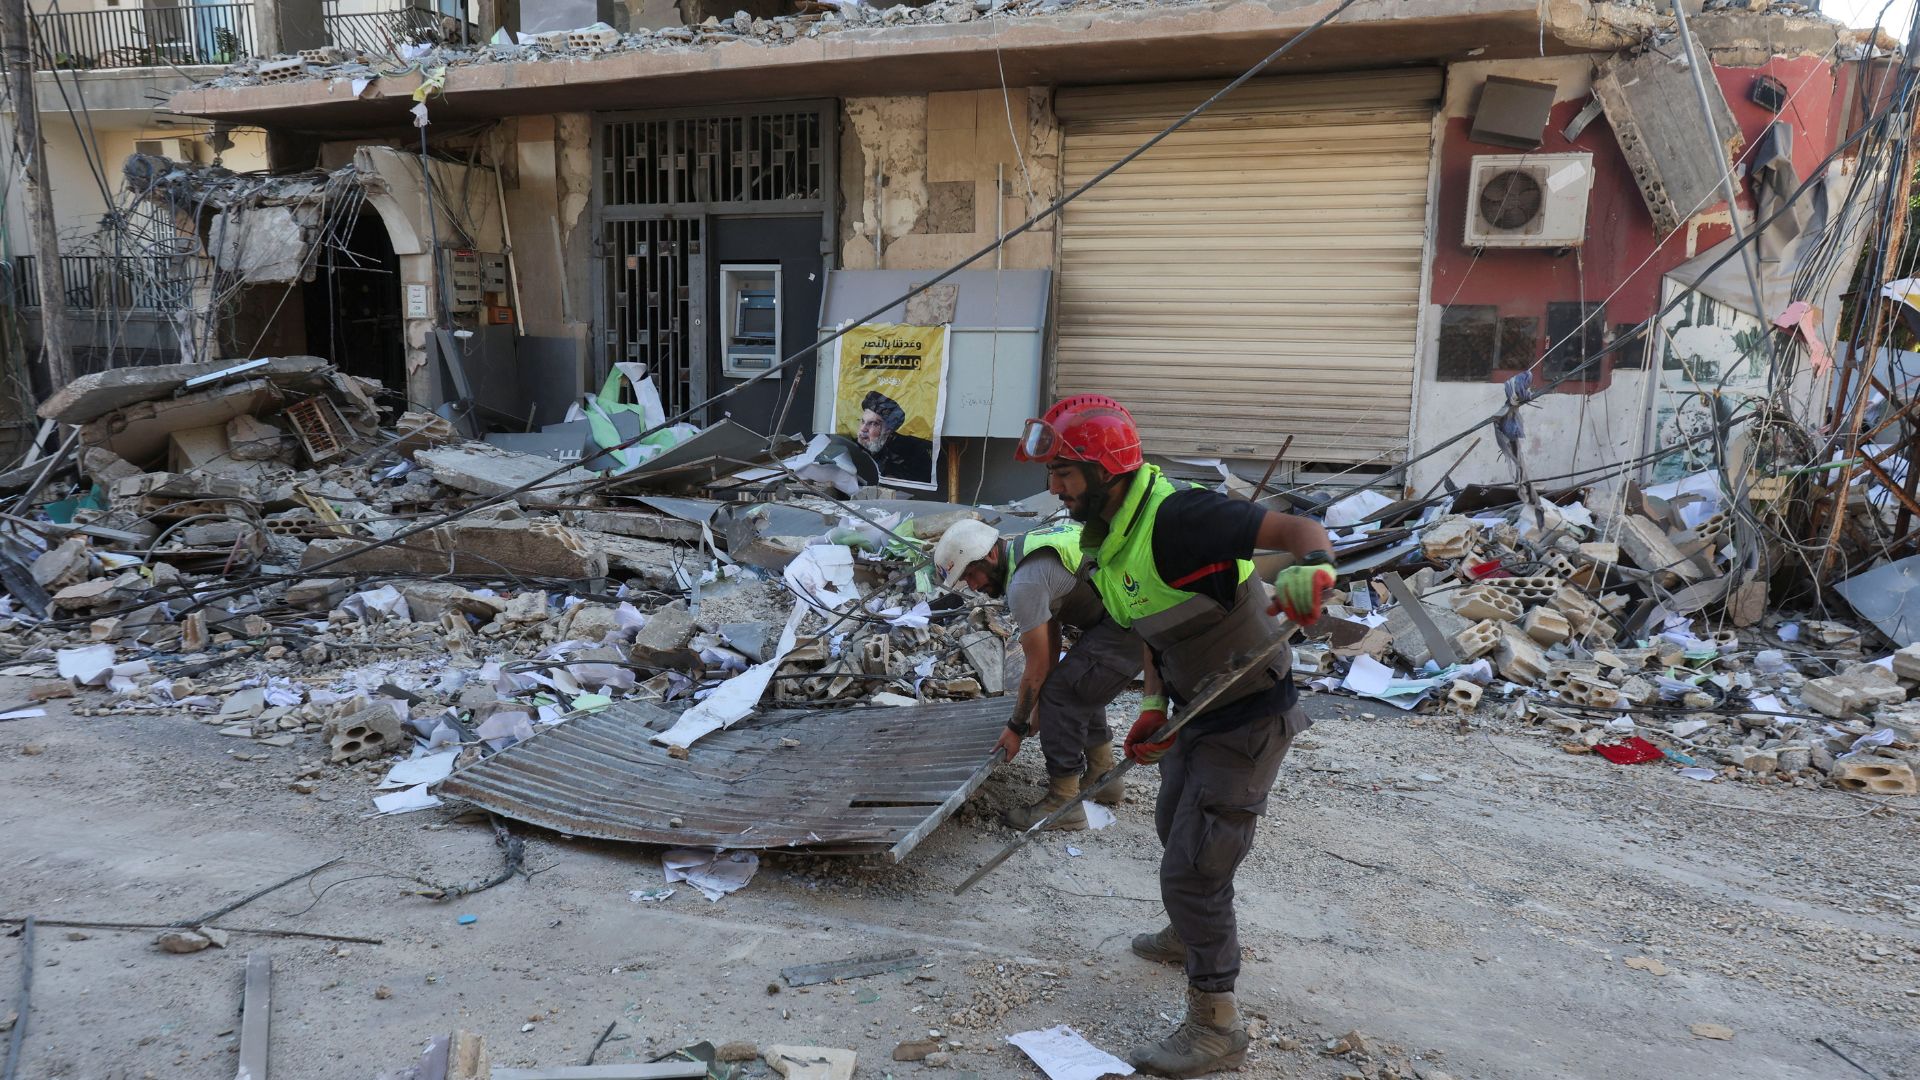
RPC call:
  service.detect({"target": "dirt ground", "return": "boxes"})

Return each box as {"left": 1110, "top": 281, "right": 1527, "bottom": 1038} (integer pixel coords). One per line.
{"left": 1, "top": 681, "right": 1916, "bottom": 1080}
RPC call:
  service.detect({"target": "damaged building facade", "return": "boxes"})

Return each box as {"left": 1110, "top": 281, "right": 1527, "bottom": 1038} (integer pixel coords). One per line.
{"left": 28, "top": 0, "right": 1875, "bottom": 499}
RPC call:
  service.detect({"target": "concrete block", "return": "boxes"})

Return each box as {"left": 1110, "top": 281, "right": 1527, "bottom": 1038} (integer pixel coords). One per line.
{"left": 401, "top": 582, "right": 507, "bottom": 623}
{"left": 1803, "top": 673, "right": 1905, "bottom": 719}
{"left": 1291, "top": 647, "right": 1332, "bottom": 675}
{"left": 499, "top": 591, "right": 550, "bottom": 624}
{"left": 1451, "top": 584, "right": 1521, "bottom": 623}
{"left": 326, "top": 703, "right": 403, "bottom": 763}
{"left": 1419, "top": 516, "right": 1477, "bottom": 560}
{"left": 285, "top": 577, "right": 347, "bottom": 610}
{"left": 1563, "top": 675, "right": 1621, "bottom": 710}
{"left": 1447, "top": 680, "right": 1482, "bottom": 709}
{"left": 414, "top": 444, "right": 597, "bottom": 504}
{"left": 1828, "top": 756, "right": 1918, "bottom": 795}
{"left": 1550, "top": 585, "right": 1602, "bottom": 635}
{"left": 1614, "top": 514, "right": 1701, "bottom": 585}
{"left": 302, "top": 517, "right": 607, "bottom": 579}
{"left": 1892, "top": 643, "right": 1920, "bottom": 682}
{"left": 166, "top": 425, "right": 231, "bottom": 472}
{"left": 1522, "top": 606, "right": 1570, "bottom": 646}
{"left": 1619, "top": 675, "right": 1656, "bottom": 706}
{"left": 227, "top": 414, "right": 290, "bottom": 461}
{"left": 257, "top": 58, "right": 309, "bottom": 84}
{"left": 1738, "top": 748, "right": 1779, "bottom": 774}
{"left": 563, "top": 603, "right": 624, "bottom": 644}
{"left": 1775, "top": 745, "right": 1812, "bottom": 773}
{"left": 1452, "top": 619, "right": 1502, "bottom": 661}
{"left": 1489, "top": 575, "right": 1562, "bottom": 605}
{"left": 1578, "top": 541, "right": 1619, "bottom": 565}
{"left": 633, "top": 601, "right": 696, "bottom": 651}
{"left": 30, "top": 538, "right": 91, "bottom": 590}
{"left": 1496, "top": 628, "right": 1548, "bottom": 685}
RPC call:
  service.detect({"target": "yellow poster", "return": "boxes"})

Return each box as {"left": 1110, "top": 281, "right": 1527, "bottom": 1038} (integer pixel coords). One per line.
{"left": 830, "top": 323, "right": 949, "bottom": 491}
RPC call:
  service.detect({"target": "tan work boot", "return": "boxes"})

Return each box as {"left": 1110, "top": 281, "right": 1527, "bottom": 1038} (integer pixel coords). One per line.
{"left": 1002, "top": 774, "right": 1087, "bottom": 831}
{"left": 1081, "top": 741, "right": 1124, "bottom": 806}
{"left": 1128, "top": 986, "right": 1250, "bottom": 1078}
{"left": 1131, "top": 923, "right": 1186, "bottom": 964}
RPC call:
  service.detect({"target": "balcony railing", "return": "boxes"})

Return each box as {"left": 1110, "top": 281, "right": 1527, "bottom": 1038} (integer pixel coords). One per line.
{"left": 322, "top": 2, "right": 445, "bottom": 55}
{"left": 9, "top": 255, "right": 191, "bottom": 312}
{"left": 30, "top": 3, "right": 256, "bottom": 70}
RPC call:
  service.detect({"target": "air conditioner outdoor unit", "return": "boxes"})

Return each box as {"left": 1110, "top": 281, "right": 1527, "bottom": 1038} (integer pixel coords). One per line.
{"left": 134, "top": 138, "right": 200, "bottom": 164}
{"left": 1464, "top": 152, "right": 1594, "bottom": 248}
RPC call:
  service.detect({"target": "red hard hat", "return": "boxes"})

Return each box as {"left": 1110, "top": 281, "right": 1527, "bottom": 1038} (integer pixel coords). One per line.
{"left": 1015, "top": 394, "right": 1143, "bottom": 475}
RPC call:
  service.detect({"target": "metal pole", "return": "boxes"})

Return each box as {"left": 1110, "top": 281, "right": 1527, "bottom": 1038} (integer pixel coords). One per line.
{"left": 0, "top": 0, "right": 74, "bottom": 391}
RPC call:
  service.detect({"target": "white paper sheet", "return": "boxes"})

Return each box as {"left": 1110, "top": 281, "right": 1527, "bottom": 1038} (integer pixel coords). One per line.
{"left": 1341, "top": 655, "right": 1395, "bottom": 697}
{"left": 56, "top": 644, "right": 116, "bottom": 686}
{"left": 784, "top": 545, "right": 861, "bottom": 612}
{"left": 653, "top": 601, "right": 805, "bottom": 749}
{"left": 1083, "top": 803, "right": 1116, "bottom": 830}
{"left": 373, "top": 783, "right": 441, "bottom": 814}
{"left": 1007, "top": 1025, "right": 1135, "bottom": 1080}
{"left": 378, "top": 750, "right": 459, "bottom": 789}
{"left": 662, "top": 849, "right": 759, "bottom": 901}
{"left": 0, "top": 708, "right": 46, "bottom": 721}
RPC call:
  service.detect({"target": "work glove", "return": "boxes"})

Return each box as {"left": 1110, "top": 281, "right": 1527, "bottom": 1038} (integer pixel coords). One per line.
{"left": 1271, "top": 551, "right": 1337, "bottom": 626}
{"left": 1124, "top": 696, "right": 1174, "bottom": 766}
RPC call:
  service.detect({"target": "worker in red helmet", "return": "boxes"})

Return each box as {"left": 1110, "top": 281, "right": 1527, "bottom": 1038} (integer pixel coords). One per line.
{"left": 1016, "top": 395, "right": 1336, "bottom": 1079}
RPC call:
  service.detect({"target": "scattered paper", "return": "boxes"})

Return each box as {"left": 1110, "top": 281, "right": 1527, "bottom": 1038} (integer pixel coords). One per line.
{"left": 56, "top": 644, "right": 116, "bottom": 686}
{"left": 373, "top": 783, "right": 441, "bottom": 815}
{"left": 342, "top": 586, "right": 410, "bottom": 623}
{"left": 1324, "top": 489, "right": 1393, "bottom": 529}
{"left": 378, "top": 750, "right": 458, "bottom": 790}
{"left": 1065, "top": 846, "right": 1083, "bottom": 857}
{"left": 628, "top": 886, "right": 675, "bottom": 903}
{"left": 1678, "top": 767, "right": 1718, "bottom": 781}
{"left": 350, "top": 76, "right": 371, "bottom": 97}
{"left": 1341, "top": 655, "right": 1395, "bottom": 697}
{"left": 1083, "top": 803, "right": 1116, "bottom": 830}
{"left": 1007, "top": 1025, "right": 1135, "bottom": 1080}
{"left": 663, "top": 849, "right": 760, "bottom": 901}
{"left": 0, "top": 708, "right": 47, "bottom": 721}
{"left": 654, "top": 601, "right": 805, "bottom": 750}
{"left": 784, "top": 544, "right": 861, "bottom": 612}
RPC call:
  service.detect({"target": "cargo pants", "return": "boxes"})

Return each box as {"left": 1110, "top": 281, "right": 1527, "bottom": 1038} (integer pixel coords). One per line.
{"left": 1037, "top": 617, "right": 1142, "bottom": 778}
{"left": 1155, "top": 691, "right": 1308, "bottom": 992}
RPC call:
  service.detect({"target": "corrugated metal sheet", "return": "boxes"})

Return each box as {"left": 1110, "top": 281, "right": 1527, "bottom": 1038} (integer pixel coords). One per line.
{"left": 437, "top": 697, "right": 1009, "bottom": 862}
{"left": 1054, "top": 70, "right": 1443, "bottom": 465}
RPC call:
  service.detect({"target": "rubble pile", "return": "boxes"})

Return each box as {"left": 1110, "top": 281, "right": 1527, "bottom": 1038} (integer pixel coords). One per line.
{"left": 0, "top": 355, "right": 1028, "bottom": 815}
{"left": 1299, "top": 483, "right": 1920, "bottom": 798}
{"left": 196, "top": 0, "right": 1208, "bottom": 91}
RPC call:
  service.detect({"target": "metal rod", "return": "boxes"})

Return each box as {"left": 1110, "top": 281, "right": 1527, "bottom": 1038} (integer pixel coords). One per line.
{"left": 0, "top": 915, "right": 29, "bottom": 1080}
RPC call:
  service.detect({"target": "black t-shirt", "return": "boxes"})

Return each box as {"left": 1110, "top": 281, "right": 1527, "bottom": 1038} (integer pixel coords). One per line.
{"left": 1144, "top": 486, "right": 1298, "bottom": 728}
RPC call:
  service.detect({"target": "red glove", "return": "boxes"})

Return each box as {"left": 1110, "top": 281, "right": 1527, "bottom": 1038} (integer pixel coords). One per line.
{"left": 1124, "top": 696, "right": 1174, "bottom": 765}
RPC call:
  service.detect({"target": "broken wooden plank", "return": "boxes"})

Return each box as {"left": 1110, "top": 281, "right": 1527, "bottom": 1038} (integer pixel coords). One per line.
{"left": 781, "top": 950, "right": 922, "bottom": 988}
{"left": 236, "top": 952, "right": 271, "bottom": 1080}
{"left": 491, "top": 1065, "right": 707, "bottom": 1080}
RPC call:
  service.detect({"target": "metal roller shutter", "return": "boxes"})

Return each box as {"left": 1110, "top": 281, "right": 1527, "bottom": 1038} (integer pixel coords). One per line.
{"left": 1054, "top": 69, "right": 1442, "bottom": 465}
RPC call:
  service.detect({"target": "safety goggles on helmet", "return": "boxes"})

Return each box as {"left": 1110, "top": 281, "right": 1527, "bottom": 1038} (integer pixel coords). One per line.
{"left": 1014, "top": 418, "right": 1063, "bottom": 463}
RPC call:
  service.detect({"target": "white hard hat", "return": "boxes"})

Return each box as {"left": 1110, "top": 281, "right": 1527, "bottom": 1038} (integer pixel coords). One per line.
{"left": 933, "top": 519, "right": 1002, "bottom": 589}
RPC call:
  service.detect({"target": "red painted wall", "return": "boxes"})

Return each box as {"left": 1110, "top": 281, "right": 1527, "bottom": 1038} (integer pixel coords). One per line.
{"left": 1429, "top": 54, "right": 1841, "bottom": 392}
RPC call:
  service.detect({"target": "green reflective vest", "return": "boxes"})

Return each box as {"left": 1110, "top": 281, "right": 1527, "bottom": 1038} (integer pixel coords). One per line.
{"left": 1089, "top": 464, "right": 1288, "bottom": 708}
{"left": 1008, "top": 522, "right": 1105, "bottom": 629}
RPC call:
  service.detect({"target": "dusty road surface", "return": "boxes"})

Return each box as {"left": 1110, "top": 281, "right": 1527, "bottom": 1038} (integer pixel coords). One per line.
{"left": 1, "top": 684, "right": 1915, "bottom": 1080}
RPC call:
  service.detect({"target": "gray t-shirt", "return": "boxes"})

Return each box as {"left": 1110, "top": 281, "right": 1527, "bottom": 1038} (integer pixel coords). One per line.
{"left": 1007, "top": 556, "right": 1090, "bottom": 637}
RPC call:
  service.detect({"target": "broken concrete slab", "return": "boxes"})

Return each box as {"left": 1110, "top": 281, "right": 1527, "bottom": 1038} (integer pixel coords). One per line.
{"left": 397, "top": 581, "right": 508, "bottom": 623}
{"left": 959, "top": 631, "right": 1006, "bottom": 694}
{"left": 1613, "top": 514, "right": 1703, "bottom": 586}
{"left": 634, "top": 601, "right": 696, "bottom": 651}
{"left": 415, "top": 444, "right": 597, "bottom": 503}
{"left": 302, "top": 518, "right": 607, "bottom": 579}
{"left": 30, "top": 538, "right": 91, "bottom": 590}
{"left": 39, "top": 355, "right": 331, "bottom": 425}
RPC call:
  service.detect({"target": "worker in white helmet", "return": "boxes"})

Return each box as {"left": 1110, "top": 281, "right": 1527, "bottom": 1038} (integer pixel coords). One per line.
{"left": 933, "top": 518, "right": 1141, "bottom": 829}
